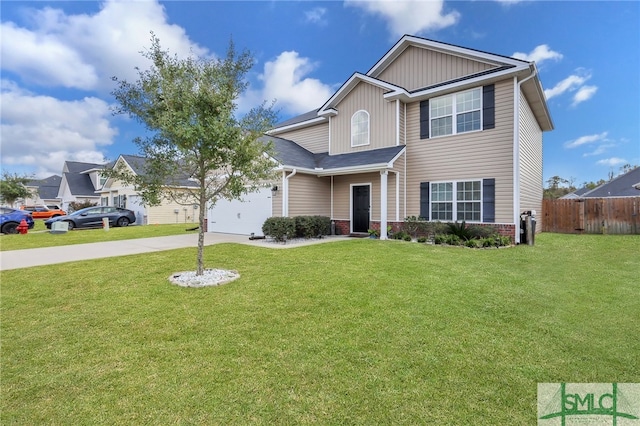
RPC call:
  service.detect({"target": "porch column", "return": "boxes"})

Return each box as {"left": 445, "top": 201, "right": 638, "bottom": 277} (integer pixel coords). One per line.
{"left": 380, "top": 170, "right": 388, "bottom": 240}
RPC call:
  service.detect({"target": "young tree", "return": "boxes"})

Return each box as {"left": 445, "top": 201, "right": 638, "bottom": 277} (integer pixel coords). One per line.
{"left": 111, "top": 35, "right": 277, "bottom": 275}
{"left": 0, "top": 172, "right": 35, "bottom": 207}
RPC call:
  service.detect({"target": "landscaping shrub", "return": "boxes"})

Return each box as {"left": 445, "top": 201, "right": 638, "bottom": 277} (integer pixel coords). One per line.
{"left": 417, "top": 236, "right": 427, "bottom": 243}
{"left": 294, "top": 216, "right": 331, "bottom": 238}
{"left": 262, "top": 217, "right": 296, "bottom": 242}
{"left": 446, "top": 221, "right": 472, "bottom": 241}
{"left": 402, "top": 216, "right": 430, "bottom": 238}
{"left": 468, "top": 225, "right": 494, "bottom": 239}
{"left": 392, "top": 230, "right": 409, "bottom": 240}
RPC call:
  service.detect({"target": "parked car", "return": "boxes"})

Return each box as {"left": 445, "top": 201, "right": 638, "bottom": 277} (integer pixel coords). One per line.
{"left": 1, "top": 207, "right": 35, "bottom": 234}
{"left": 45, "top": 206, "right": 136, "bottom": 230}
{"left": 21, "top": 205, "right": 66, "bottom": 219}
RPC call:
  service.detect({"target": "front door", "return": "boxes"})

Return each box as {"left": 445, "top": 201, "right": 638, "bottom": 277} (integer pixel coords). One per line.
{"left": 352, "top": 185, "right": 370, "bottom": 233}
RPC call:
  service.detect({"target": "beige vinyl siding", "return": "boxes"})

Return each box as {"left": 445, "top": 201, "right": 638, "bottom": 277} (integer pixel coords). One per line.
{"left": 405, "top": 79, "right": 515, "bottom": 223}
{"left": 518, "top": 88, "right": 543, "bottom": 228}
{"left": 331, "top": 82, "right": 397, "bottom": 155}
{"left": 274, "top": 122, "right": 329, "bottom": 154}
{"left": 288, "top": 173, "right": 331, "bottom": 217}
{"left": 148, "top": 200, "right": 198, "bottom": 225}
{"left": 378, "top": 46, "right": 496, "bottom": 91}
{"left": 333, "top": 173, "right": 377, "bottom": 221}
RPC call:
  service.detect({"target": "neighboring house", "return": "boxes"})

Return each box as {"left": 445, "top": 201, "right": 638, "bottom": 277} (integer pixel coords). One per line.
{"left": 100, "top": 154, "right": 200, "bottom": 225}
{"left": 577, "top": 167, "right": 640, "bottom": 198}
{"left": 57, "top": 161, "right": 105, "bottom": 210}
{"left": 208, "top": 35, "right": 553, "bottom": 241}
{"left": 560, "top": 187, "right": 592, "bottom": 199}
{"left": 22, "top": 175, "right": 62, "bottom": 207}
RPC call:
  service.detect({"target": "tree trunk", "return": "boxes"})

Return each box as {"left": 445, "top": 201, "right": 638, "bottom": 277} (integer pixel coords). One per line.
{"left": 197, "top": 190, "right": 206, "bottom": 275}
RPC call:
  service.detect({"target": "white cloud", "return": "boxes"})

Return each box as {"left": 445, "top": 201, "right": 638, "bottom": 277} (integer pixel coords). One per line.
{"left": 596, "top": 157, "right": 627, "bottom": 167}
{"left": 564, "top": 132, "right": 609, "bottom": 149}
{"left": 583, "top": 143, "right": 616, "bottom": 157}
{"left": 345, "top": 0, "right": 460, "bottom": 37}
{"left": 0, "top": 80, "right": 115, "bottom": 177}
{"left": 544, "top": 69, "right": 595, "bottom": 100}
{"left": 242, "top": 51, "right": 334, "bottom": 116}
{"left": 0, "top": 0, "right": 209, "bottom": 92}
{"left": 572, "top": 85, "right": 598, "bottom": 106}
{"left": 512, "top": 44, "right": 563, "bottom": 65}
{"left": 305, "top": 7, "right": 328, "bottom": 26}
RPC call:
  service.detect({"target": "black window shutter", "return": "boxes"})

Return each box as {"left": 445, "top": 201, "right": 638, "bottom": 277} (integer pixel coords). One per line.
{"left": 483, "top": 178, "right": 495, "bottom": 223}
{"left": 419, "top": 100, "right": 430, "bottom": 139}
{"left": 420, "top": 182, "right": 430, "bottom": 220}
{"left": 483, "top": 85, "right": 495, "bottom": 130}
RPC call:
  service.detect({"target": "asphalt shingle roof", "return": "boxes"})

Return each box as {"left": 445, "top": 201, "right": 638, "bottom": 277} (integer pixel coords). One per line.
{"left": 583, "top": 167, "right": 640, "bottom": 198}
{"left": 119, "top": 155, "right": 198, "bottom": 188}
{"left": 26, "top": 175, "right": 62, "bottom": 200}
{"left": 262, "top": 135, "right": 405, "bottom": 171}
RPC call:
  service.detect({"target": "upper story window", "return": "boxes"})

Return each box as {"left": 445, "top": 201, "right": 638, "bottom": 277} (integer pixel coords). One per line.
{"left": 99, "top": 174, "right": 107, "bottom": 187}
{"left": 429, "top": 87, "right": 482, "bottom": 138}
{"left": 351, "top": 110, "right": 370, "bottom": 147}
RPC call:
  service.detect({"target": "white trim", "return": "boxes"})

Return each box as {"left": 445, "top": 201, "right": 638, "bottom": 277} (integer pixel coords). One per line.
{"left": 319, "top": 73, "right": 404, "bottom": 115}
{"left": 268, "top": 116, "right": 327, "bottom": 135}
{"left": 351, "top": 110, "right": 370, "bottom": 147}
{"left": 380, "top": 171, "right": 388, "bottom": 239}
{"left": 283, "top": 169, "right": 297, "bottom": 217}
{"left": 513, "top": 67, "right": 537, "bottom": 243}
{"left": 350, "top": 182, "right": 372, "bottom": 234}
{"left": 330, "top": 176, "right": 334, "bottom": 219}
{"left": 328, "top": 116, "right": 332, "bottom": 155}
{"left": 394, "top": 171, "right": 400, "bottom": 221}
{"left": 395, "top": 100, "right": 400, "bottom": 146}
{"left": 429, "top": 87, "right": 482, "bottom": 138}
{"left": 382, "top": 66, "right": 527, "bottom": 103}
{"left": 429, "top": 179, "right": 483, "bottom": 223}
{"left": 367, "top": 35, "right": 529, "bottom": 78}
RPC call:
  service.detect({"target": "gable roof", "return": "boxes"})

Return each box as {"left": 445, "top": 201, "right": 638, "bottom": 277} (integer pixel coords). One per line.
{"left": 26, "top": 175, "right": 62, "bottom": 200}
{"left": 367, "top": 34, "right": 529, "bottom": 78}
{"left": 64, "top": 161, "right": 104, "bottom": 174}
{"left": 582, "top": 167, "right": 640, "bottom": 198}
{"left": 262, "top": 135, "right": 405, "bottom": 176}
{"left": 271, "top": 34, "right": 552, "bottom": 134}
{"left": 112, "top": 154, "right": 199, "bottom": 188}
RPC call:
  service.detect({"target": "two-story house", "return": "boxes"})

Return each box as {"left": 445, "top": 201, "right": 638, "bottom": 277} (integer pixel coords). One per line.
{"left": 208, "top": 35, "right": 553, "bottom": 242}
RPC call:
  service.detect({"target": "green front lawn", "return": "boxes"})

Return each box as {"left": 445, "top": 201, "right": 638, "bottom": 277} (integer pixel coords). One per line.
{"left": 0, "top": 222, "right": 198, "bottom": 251}
{"left": 1, "top": 234, "right": 638, "bottom": 424}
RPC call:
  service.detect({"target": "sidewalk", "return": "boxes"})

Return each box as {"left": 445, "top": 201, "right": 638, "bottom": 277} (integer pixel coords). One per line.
{"left": 0, "top": 233, "right": 350, "bottom": 271}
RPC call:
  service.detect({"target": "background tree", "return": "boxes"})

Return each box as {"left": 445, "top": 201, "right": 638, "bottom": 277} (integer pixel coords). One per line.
{"left": 543, "top": 175, "right": 576, "bottom": 199}
{"left": 111, "top": 35, "right": 277, "bottom": 275}
{"left": 0, "top": 172, "right": 35, "bottom": 207}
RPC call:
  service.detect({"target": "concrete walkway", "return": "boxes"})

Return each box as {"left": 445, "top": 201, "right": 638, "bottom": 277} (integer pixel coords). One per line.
{"left": 0, "top": 233, "right": 350, "bottom": 271}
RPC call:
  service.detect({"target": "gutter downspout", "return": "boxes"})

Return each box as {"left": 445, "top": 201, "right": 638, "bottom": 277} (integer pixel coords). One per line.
{"left": 514, "top": 64, "right": 537, "bottom": 244}
{"left": 284, "top": 169, "right": 297, "bottom": 217}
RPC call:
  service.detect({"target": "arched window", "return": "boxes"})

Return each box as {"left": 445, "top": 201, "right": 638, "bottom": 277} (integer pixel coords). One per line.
{"left": 351, "top": 110, "right": 369, "bottom": 147}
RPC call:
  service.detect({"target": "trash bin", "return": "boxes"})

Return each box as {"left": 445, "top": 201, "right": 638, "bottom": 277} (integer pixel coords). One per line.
{"left": 520, "top": 210, "right": 536, "bottom": 245}
{"left": 102, "top": 217, "right": 109, "bottom": 231}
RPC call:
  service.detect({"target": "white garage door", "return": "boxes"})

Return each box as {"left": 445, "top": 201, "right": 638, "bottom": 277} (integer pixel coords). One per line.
{"left": 208, "top": 188, "right": 273, "bottom": 235}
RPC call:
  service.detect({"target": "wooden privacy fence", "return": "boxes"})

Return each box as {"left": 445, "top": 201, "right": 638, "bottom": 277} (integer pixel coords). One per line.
{"left": 542, "top": 198, "right": 640, "bottom": 234}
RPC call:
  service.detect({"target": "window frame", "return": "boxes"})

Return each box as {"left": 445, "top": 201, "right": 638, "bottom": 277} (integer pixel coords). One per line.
{"left": 429, "top": 87, "right": 482, "bottom": 138}
{"left": 351, "top": 110, "right": 370, "bottom": 147}
{"left": 430, "top": 179, "right": 483, "bottom": 222}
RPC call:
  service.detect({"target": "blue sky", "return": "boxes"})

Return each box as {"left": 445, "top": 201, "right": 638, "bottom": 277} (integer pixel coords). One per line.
{"left": 1, "top": 0, "right": 638, "bottom": 187}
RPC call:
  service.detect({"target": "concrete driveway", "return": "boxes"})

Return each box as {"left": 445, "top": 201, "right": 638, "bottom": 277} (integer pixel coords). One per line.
{"left": 0, "top": 233, "right": 349, "bottom": 271}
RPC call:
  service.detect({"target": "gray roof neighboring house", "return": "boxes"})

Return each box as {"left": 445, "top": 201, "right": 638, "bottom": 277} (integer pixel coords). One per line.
{"left": 581, "top": 167, "right": 640, "bottom": 198}
{"left": 117, "top": 154, "right": 199, "bottom": 188}
{"left": 560, "top": 186, "right": 592, "bottom": 199}
{"left": 26, "top": 175, "right": 62, "bottom": 200}
{"left": 61, "top": 161, "right": 105, "bottom": 197}
{"left": 262, "top": 135, "right": 405, "bottom": 174}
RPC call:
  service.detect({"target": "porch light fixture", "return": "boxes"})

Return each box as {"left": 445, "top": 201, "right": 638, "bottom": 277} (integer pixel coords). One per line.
{"left": 271, "top": 185, "right": 278, "bottom": 194}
